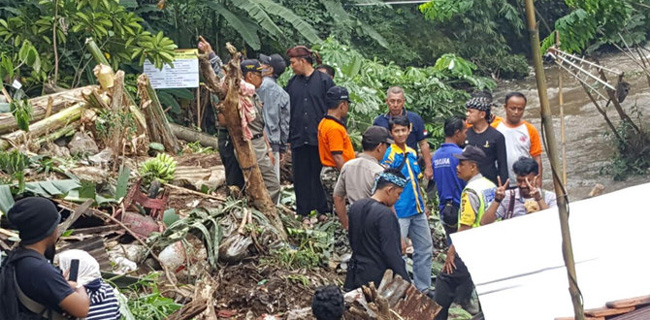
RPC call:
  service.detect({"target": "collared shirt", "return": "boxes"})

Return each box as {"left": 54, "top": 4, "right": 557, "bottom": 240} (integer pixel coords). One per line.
{"left": 317, "top": 115, "right": 355, "bottom": 167}
{"left": 247, "top": 92, "right": 265, "bottom": 137}
{"left": 372, "top": 108, "right": 427, "bottom": 153}
{"left": 382, "top": 144, "right": 425, "bottom": 218}
{"left": 257, "top": 76, "right": 290, "bottom": 152}
{"left": 285, "top": 70, "right": 335, "bottom": 147}
{"left": 334, "top": 153, "right": 385, "bottom": 203}
{"left": 433, "top": 143, "right": 466, "bottom": 212}
{"left": 495, "top": 188, "right": 557, "bottom": 219}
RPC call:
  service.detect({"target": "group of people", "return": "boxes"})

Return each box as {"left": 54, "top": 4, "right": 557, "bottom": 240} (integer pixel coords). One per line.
{"left": 0, "top": 41, "right": 557, "bottom": 320}
{"left": 195, "top": 41, "right": 556, "bottom": 318}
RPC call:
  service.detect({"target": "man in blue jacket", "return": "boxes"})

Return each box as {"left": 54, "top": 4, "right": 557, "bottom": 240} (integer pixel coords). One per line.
{"left": 433, "top": 117, "right": 467, "bottom": 243}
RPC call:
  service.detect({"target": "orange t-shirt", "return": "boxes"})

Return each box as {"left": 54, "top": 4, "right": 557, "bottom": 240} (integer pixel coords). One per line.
{"left": 318, "top": 116, "right": 356, "bottom": 167}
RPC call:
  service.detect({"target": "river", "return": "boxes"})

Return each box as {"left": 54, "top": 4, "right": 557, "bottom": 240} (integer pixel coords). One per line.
{"left": 491, "top": 47, "right": 650, "bottom": 200}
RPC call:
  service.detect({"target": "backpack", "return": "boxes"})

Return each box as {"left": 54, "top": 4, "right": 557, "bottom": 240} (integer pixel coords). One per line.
{"left": 0, "top": 248, "right": 68, "bottom": 320}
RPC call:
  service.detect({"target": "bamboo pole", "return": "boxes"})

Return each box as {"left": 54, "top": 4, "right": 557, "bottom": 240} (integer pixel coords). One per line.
{"left": 523, "top": 1, "right": 584, "bottom": 319}
{"left": 556, "top": 32, "right": 568, "bottom": 185}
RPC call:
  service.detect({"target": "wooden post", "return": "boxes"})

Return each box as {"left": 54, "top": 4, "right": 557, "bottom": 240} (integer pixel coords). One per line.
{"left": 199, "top": 44, "right": 287, "bottom": 240}
{"left": 555, "top": 32, "right": 568, "bottom": 185}
{"left": 523, "top": 1, "right": 585, "bottom": 319}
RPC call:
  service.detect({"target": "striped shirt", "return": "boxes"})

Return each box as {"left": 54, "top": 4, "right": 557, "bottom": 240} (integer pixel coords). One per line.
{"left": 86, "top": 280, "right": 121, "bottom": 320}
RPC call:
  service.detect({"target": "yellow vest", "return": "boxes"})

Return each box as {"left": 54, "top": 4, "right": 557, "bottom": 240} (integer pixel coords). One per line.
{"left": 460, "top": 176, "right": 497, "bottom": 228}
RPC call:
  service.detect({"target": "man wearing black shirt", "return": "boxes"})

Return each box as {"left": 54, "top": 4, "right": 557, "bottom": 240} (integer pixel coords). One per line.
{"left": 344, "top": 168, "right": 411, "bottom": 291}
{"left": 285, "top": 45, "right": 335, "bottom": 218}
{"left": 0, "top": 197, "right": 90, "bottom": 319}
{"left": 465, "top": 95, "right": 508, "bottom": 186}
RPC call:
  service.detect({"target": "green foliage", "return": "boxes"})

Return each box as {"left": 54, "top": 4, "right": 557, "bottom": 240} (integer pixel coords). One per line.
{"left": 308, "top": 38, "right": 495, "bottom": 149}
{"left": 419, "top": 0, "right": 530, "bottom": 78}
{"left": 9, "top": 97, "right": 33, "bottom": 132}
{"left": 602, "top": 104, "right": 650, "bottom": 180}
{"left": 120, "top": 273, "right": 181, "bottom": 320}
{"left": 0, "top": 150, "right": 30, "bottom": 192}
{"left": 95, "top": 109, "right": 137, "bottom": 141}
{"left": 0, "top": 0, "right": 176, "bottom": 93}
{"left": 139, "top": 153, "right": 177, "bottom": 184}
{"left": 264, "top": 221, "right": 337, "bottom": 270}
{"left": 542, "top": 0, "right": 649, "bottom": 53}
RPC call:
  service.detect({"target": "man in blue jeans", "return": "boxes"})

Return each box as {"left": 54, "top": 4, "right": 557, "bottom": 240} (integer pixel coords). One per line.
{"left": 382, "top": 115, "right": 433, "bottom": 294}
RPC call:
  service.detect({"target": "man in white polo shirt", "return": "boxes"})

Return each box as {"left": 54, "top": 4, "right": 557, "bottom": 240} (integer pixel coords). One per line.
{"left": 492, "top": 92, "right": 543, "bottom": 187}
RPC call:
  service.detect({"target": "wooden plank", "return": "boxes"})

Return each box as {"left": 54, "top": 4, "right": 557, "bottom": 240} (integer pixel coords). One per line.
{"left": 555, "top": 317, "right": 605, "bottom": 320}
{"left": 585, "top": 306, "right": 635, "bottom": 317}
{"left": 606, "top": 295, "right": 650, "bottom": 309}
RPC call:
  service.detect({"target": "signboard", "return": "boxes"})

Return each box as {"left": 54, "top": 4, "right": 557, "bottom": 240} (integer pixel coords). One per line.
{"left": 143, "top": 49, "right": 199, "bottom": 89}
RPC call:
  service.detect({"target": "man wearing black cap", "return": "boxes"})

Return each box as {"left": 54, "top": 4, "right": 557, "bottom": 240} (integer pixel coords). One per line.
{"left": 434, "top": 145, "right": 496, "bottom": 319}
{"left": 241, "top": 59, "right": 282, "bottom": 204}
{"left": 258, "top": 54, "right": 290, "bottom": 182}
{"left": 317, "top": 86, "right": 355, "bottom": 220}
{"left": 0, "top": 197, "right": 90, "bottom": 319}
{"left": 285, "top": 45, "right": 335, "bottom": 219}
{"left": 465, "top": 93, "right": 508, "bottom": 186}
{"left": 333, "top": 126, "right": 392, "bottom": 230}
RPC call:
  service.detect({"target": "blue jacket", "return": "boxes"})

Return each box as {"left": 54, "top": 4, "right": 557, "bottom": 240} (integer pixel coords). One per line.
{"left": 382, "top": 144, "right": 425, "bottom": 218}
{"left": 433, "top": 143, "right": 466, "bottom": 212}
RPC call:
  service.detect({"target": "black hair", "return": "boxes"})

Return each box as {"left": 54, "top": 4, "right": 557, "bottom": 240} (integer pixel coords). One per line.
{"left": 444, "top": 117, "right": 465, "bottom": 137}
{"left": 362, "top": 140, "right": 382, "bottom": 151}
{"left": 512, "top": 156, "right": 539, "bottom": 176}
{"left": 317, "top": 64, "right": 335, "bottom": 78}
{"left": 312, "top": 285, "right": 345, "bottom": 320}
{"left": 505, "top": 91, "right": 527, "bottom": 105}
{"left": 327, "top": 100, "right": 347, "bottom": 110}
{"left": 375, "top": 168, "right": 406, "bottom": 191}
{"left": 388, "top": 115, "right": 410, "bottom": 131}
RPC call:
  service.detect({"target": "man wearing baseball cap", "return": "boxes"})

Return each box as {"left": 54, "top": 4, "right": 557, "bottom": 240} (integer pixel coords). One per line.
{"left": 434, "top": 145, "right": 496, "bottom": 319}
{"left": 240, "top": 59, "right": 281, "bottom": 204}
{"left": 333, "top": 126, "right": 392, "bottom": 229}
{"left": 0, "top": 197, "right": 90, "bottom": 319}
{"left": 258, "top": 54, "right": 290, "bottom": 181}
{"left": 316, "top": 86, "right": 355, "bottom": 223}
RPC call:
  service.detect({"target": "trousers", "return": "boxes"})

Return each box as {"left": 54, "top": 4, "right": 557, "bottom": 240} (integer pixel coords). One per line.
{"left": 434, "top": 255, "right": 475, "bottom": 320}
{"left": 251, "top": 136, "right": 281, "bottom": 204}
{"left": 398, "top": 213, "right": 433, "bottom": 292}
{"left": 320, "top": 166, "right": 339, "bottom": 212}
{"left": 292, "top": 145, "right": 329, "bottom": 216}
{"left": 217, "top": 129, "right": 244, "bottom": 188}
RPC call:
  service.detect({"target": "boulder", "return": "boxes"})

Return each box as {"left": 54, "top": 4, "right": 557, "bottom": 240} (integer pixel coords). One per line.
{"left": 68, "top": 131, "right": 99, "bottom": 156}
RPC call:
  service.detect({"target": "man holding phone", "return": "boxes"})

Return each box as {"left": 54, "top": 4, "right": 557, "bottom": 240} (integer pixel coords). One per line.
{"left": 0, "top": 197, "right": 90, "bottom": 319}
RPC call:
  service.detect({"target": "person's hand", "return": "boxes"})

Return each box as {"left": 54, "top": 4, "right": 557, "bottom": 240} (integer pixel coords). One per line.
{"left": 526, "top": 176, "right": 542, "bottom": 201}
{"left": 268, "top": 151, "right": 275, "bottom": 166}
{"left": 424, "top": 206, "right": 430, "bottom": 218}
{"left": 424, "top": 166, "right": 433, "bottom": 180}
{"left": 279, "top": 153, "right": 285, "bottom": 163}
{"left": 495, "top": 176, "right": 510, "bottom": 202}
{"left": 67, "top": 280, "right": 80, "bottom": 289}
{"left": 442, "top": 252, "right": 456, "bottom": 274}
{"left": 401, "top": 237, "right": 407, "bottom": 255}
{"left": 197, "top": 36, "right": 213, "bottom": 54}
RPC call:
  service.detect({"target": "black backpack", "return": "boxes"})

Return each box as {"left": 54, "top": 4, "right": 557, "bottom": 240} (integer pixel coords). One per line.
{"left": 0, "top": 248, "right": 67, "bottom": 320}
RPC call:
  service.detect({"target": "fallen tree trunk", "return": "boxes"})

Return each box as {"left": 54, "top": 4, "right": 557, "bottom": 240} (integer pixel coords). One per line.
{"left": 169, "top": 123, "right": 219, "bottom": 149}
{"left": 199, "top": 44, "right": 286, "bottom": 241}
{"left": 0, "top": 103, "right": 85, "bottom": 150}
{"left": 0, "top": 86, "right": 95, "bottom": 134}
{"left": 137, "top": 75, "right": 181, "bottom": 154}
